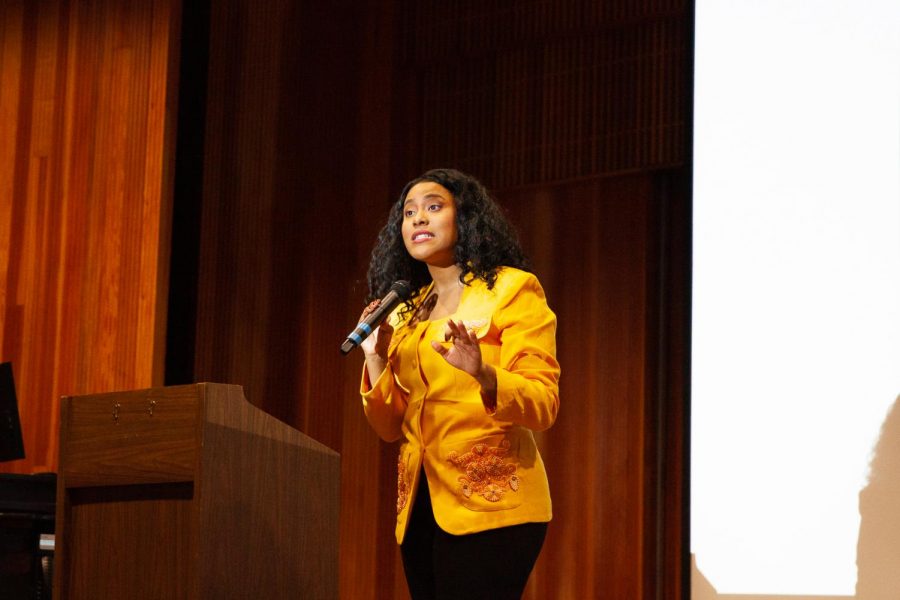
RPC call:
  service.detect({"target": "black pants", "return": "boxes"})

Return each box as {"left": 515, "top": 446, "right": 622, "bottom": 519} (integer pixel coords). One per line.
{"left": 400, "top": 473, "right": 548, "bottom": 600}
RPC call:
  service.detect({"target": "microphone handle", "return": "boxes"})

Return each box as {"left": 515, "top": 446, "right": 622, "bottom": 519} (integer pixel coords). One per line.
{"left": 340, "top": 290, "right": 401, "bottom": 354}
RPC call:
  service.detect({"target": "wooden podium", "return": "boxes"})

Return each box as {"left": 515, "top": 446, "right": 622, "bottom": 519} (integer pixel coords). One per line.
{"left": 53, "top": 383, "right": 339, "bottom": 599}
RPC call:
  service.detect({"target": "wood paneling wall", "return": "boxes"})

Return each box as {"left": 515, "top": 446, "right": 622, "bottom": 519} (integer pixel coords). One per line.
{"left": 2, "top": 0, "right": 690, "bottom": 597}
{"left": 0, "top": 0, "right": 181, "bottom": 474}
{"left": 188, "top": 0, "right": 691, "bottom": 598}
{"left": 184, "top": 2, "right": 390, "bottom": 595}
{"left": 394, "top": 1, "right": 692, "bottom": 593}
{"left": 502, "top": 174, "right": 689, "bottom": 598}
{"left": 398, "top": 0, "right": 689, "bottom": 187}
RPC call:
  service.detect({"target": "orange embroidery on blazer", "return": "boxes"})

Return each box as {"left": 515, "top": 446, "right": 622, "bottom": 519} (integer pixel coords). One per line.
{"left": 397, "top": 456, "right": 410, "bottom": 514}
{"left": 447, "top": 440, "right": 519, "bottom": 502}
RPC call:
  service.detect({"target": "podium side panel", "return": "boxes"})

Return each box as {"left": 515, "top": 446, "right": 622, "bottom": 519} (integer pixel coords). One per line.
{"left": 198, "top": 423, "right": 340, "bottom": 599}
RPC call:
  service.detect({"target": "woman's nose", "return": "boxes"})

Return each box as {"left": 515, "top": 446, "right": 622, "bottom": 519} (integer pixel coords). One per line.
{"left": 413, "top": 211, "right": 428, "bottom": 225}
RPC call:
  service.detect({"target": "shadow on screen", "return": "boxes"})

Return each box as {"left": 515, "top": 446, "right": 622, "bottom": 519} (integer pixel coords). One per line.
{"left": 692, "top": 394, "right": 900, "bottom": 600}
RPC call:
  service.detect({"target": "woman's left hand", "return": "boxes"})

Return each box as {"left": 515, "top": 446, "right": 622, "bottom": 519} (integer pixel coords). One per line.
{"left": 432, "top": 319, "right": 498, "bottom": 407}
{"left": 430, "top": 319, "right": 482, "bottom": 376}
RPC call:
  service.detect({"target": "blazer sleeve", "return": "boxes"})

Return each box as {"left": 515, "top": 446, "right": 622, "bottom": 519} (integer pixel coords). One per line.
{"left": 359, "top": 315, "right": 409, "bottom": 442}
{"left": 360, "top": 365, "right": 407, "bottom": 442}
{"left": 491, "top": 273, "right": 560, "bottom": 431}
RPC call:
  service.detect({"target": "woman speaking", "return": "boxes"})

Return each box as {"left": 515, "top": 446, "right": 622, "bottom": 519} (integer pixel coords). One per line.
{"left": 356, "top": 168, "right": 560, "bottom": 600}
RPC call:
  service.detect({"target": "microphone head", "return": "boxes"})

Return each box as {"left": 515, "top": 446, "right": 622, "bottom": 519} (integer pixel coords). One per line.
{"left": 389, "top": 280, "right": 413, "bottom": 300}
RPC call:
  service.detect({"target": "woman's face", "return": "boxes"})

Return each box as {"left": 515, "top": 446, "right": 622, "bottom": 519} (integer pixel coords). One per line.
{"left": 401, "top": 180, "right": 458, "bottom": 267}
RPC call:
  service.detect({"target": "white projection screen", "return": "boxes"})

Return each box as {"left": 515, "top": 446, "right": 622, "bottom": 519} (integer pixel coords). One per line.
{"left": 691, "top": 1, "right": 900, "bottom": 599}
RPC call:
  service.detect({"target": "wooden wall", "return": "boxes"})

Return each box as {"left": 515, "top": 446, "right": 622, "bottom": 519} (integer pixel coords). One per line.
{"left": 186, "top": 0, "right": 692, "bottom": 598}
{"left": 391, "top": 2, "right": 692, "bottom": 595}
{"left": 1, "top": 0, "right": 691, "bottom": 597}
{"left": 180, "top": 1, "right": 398, "bottom": 595}
{"left": 0, "top": 0, "right": 181, "bottom": 474}
{"left": 500, "top": 173, "right": 689, "bottom": 598}
{"left": 396, "top": 0, "right": 688, "bottom": 186}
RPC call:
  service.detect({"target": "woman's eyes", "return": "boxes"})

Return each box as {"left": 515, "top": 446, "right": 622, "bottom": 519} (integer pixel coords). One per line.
{"left": 404, "top": 204, "right": 442, "bottom": 217}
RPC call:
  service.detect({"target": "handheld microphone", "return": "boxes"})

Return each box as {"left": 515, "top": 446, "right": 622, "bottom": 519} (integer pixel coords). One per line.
{"left": 341, "top": 280, "right": 413, "bottom": 355}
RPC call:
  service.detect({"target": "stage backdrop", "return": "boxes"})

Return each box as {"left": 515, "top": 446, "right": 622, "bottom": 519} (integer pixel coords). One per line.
{"left": 181, "top": 1, "right": 691, "bottom": 598}
{"left": 1, "top": 0, "right": 691, "bottom": 598}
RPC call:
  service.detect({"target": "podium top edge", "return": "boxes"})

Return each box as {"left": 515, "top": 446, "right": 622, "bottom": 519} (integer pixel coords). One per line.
{"left": 60, "top": 382, "right": 244, "bottom": 401}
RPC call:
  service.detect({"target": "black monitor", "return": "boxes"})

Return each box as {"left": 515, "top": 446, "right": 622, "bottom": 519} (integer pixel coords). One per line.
{"left": 0, "top": 362, "right": 25, "bottom": 462}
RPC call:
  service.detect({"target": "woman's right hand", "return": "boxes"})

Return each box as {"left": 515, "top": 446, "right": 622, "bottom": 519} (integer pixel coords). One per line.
{"left": 359, "top": 300, "right": 394, "bottom": 362}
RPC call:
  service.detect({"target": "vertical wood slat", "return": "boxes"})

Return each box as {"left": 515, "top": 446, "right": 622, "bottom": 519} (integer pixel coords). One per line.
{"left": 0, "top": 0, "right": 181, "bottom": 474}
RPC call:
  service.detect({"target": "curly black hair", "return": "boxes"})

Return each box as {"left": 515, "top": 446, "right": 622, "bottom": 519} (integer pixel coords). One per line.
{"left": 366, "top": 168, "right": 530, "bottom": 314}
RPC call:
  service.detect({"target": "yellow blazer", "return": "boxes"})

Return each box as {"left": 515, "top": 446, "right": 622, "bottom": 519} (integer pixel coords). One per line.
{"left": 360, "top": 267, "right": 560, "bottom": 543}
